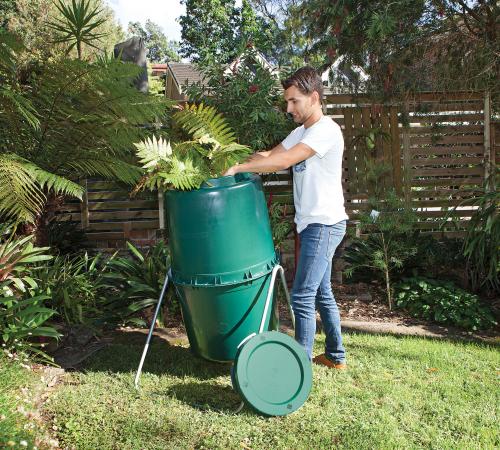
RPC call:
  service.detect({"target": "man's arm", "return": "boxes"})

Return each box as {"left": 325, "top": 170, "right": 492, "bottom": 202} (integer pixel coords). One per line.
{"left": 224, "top": 143, "right": 316, "bottom": 175}
{"left": 249, "top": 143, "right": 286, "bottom": 161}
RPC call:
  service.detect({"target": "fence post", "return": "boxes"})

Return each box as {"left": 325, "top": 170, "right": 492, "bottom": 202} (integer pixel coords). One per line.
{"left": 158, "top": 190, "right": 165, "bottom": 230}
{"left": 81, "top": 178, "right": 89, "bottom": 229}
{"left": 401, "top": 101, "right": 411, "bottom": 204}
{"left": 483, "top": 91, "right": 493, "bottom": 191}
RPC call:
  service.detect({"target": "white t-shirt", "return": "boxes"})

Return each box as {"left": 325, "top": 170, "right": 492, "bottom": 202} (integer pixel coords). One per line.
{"left": 281, "top": 115, "right": 348, "bottom": 233}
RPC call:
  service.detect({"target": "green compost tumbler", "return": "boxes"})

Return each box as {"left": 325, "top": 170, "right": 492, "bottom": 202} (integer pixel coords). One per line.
{"left": 165, "top": 172, "right": 279, "bottom": 362}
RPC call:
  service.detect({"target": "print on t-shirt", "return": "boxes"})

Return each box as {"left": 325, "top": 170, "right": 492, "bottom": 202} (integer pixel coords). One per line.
{"left": 294, "top": 160, "right": 306, "bottom": 173}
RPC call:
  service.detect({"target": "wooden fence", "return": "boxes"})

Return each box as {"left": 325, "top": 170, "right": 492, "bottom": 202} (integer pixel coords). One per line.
{"left": 266, "top": 91, "right": 497, "bottom": 238}
{"left": 56, "top": 91, "right": 497, "bottom": 252}
{"left": 56, "top": 179, "right": 159, "bottom": 251}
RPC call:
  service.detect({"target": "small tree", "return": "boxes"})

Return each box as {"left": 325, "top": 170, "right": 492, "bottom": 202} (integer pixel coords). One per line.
{"left": 127, "top": 20, "right": 181, "bottom": 63}
{"left": 344, "top": 159, "right": 418, "bottom": 309}
{"left": 49, "top": 0, "right": 108, "bottom": 60}
{"left": 185, "top": 46, "right": 293, "bottom": 150}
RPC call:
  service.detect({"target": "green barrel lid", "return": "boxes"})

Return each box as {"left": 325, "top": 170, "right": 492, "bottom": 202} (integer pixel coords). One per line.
{"left": 233, "top": 331, "right": 312, "bottom": 416}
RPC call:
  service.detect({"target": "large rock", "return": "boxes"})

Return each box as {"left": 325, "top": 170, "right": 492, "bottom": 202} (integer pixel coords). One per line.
{"left": 114, "top": 36, "right": 148, "bottom": 93}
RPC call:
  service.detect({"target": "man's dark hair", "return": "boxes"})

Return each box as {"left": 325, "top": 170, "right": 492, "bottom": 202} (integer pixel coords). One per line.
{"left": 281, "top": 66, "right": 324, "bottom": 99}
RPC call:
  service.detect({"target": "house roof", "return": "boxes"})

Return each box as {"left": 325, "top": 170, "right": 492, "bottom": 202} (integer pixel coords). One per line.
{"left": 167, "top": 62, "right": 203, "bottom": 92}
{"left": 225, "top": 50, "right": 280, "bottom": 78}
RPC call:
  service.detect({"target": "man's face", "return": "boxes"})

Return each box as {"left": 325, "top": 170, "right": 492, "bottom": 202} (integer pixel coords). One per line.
{"left": 284, "top": 85, "right": 318, "bottom": 124}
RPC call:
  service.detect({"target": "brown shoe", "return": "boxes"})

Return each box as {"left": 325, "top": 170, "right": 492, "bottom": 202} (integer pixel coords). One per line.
{"left": 313, "top": 354, "right": 347, "bottom": 370}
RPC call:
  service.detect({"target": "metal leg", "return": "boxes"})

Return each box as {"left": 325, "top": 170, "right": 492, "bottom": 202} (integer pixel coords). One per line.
{"left": 134, "top": 268, "right": 171, "bottom": 389}
{"left": 279, "top": 266, "right": 295, "bottom": 330}
{"left": 258, "top": 265, "right": 295, "bottom": 333}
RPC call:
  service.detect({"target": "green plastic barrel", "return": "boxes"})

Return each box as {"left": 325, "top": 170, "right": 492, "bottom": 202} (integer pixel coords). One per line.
{"left": 165, "top": 173, "right": 279, "bottom": 362}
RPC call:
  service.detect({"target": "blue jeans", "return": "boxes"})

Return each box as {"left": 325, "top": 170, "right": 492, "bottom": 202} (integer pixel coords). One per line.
{"left": 291, "top": 221, "right": 346, "bottom": 363}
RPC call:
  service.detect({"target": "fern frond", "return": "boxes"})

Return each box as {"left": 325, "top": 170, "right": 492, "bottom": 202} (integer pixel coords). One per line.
{"left": 165, "top": 156, "right": 208, "bottom": 190}
{"left": 134, "top": 136, "right": 172, "bottom": 171}
{"left": 174, "top": 104, "right": 236, "bottom": 146}
{"left": 66, "top": 158, "right": 142, "bottom": 185}
{"left": 0, "top": 88, "right": 40, "bottom": 130}
{"left": 210, "top": 143, "right": 253, "bottom": 175}
{"left": 0, "top": 154, "right": 84, "bottom": 223}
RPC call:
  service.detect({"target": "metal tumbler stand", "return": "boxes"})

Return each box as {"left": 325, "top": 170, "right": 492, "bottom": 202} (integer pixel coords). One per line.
{"left": 134, "top": 265, "right": 294, "bottom": 389}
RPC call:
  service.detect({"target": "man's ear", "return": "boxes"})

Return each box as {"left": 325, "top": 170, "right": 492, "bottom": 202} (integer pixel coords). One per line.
{"left": 311, "top": 91, "right": 320, "bottom": 106}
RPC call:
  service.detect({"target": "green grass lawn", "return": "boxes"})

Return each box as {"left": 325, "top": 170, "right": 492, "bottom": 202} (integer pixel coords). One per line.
{"left": 41, "top": 330, "right": 500, "bottom": 450}
{"left": 0, "top": 352, "right": 41, "bottom": 449}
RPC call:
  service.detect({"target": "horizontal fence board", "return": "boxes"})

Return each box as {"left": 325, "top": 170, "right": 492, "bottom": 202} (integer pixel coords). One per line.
{"left": 407, "top": 113, "right": 483, "bottom": 123}
{"left": 407, "top": 124, "right": 483, "bottom": 134}
{"left": 410, "top": 135, "right": 484, "bottom": 145}
{"left": 409, "top": 103, "right": 483, "bottom": 113}
{"left": 411, "top": 177, "right": 484, "bottom": 187}
{"left": 410, "top": 188, "right": 484, "bottom": 198}
{"left": 415, "top": 209, "right": 475, "bottom": 218}
{"left": 410, "top": 156, "right": 484, "bottom": 166}
{"left": 411, "top": 167, "right": 483, "bottom": 177}
{"left": 411, "top": 199, "right": 475, "bottom": 207}
{"left": 90, "top": 210, "right": 158, "bottom": 221}
{"left": 410, "top": 146, "right": 484, "bottom": 156}
{"left": 88, "top": 200, "right": 158, "bottom": 211}
{"left": 325, "top": 92, "right": 484, "bottom": 104}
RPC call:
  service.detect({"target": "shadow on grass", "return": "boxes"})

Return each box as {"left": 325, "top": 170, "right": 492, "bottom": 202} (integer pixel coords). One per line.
{"left": 76, "top": 331, "right": 232, "bottom": 381}
{"left": 151, "top": 383, "right": 244, "bottom": 413}
{"left": 69, "top": 330, "right": 250, "bottom": 413}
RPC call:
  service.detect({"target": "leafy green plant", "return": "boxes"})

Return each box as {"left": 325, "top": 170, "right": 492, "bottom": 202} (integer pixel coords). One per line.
{"left": 49, "top": 0, "right": 108, "bottom": 60}
{"left": 99, "top": 241, "right": 177, "bottom": 327}
{"left": 344, "top": 160, "right": 417, "bottom": 309}
{"left": 459, "top": 178, "right": 499, "bottom": 294}
{"left": 0, "top": 234, "right": 52, "bottom": 292}
{"left": 133, "top": 104, "right": 252, "bottom": 191}
{"left": 0, "top": 293, "right": 60, "bottom": 357}
{"left": 185, "top": 46, "right": 293, "bottom": 150}
{"left": 268, "top": 201, "right": 293, "bottom": 250}
{"left": 34, "top": 253, "right": 109, "bottom": 325}
{"left": 0, "top": 234, "right": 60, "bottom": 358}
{"left": 0, "top": 29, "right": 170, "bottom": 225}
{"left": 394, "top": 277, "right": 497, "bottom": 331}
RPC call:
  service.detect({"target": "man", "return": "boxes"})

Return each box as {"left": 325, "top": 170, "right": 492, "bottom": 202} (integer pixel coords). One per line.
{"left": 224, "top": 67, "right": 348, "bottom": 369}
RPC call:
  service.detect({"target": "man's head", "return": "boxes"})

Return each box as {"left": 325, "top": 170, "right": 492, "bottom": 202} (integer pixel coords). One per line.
{"left": 282, "top": 67, "right": 323, "bottom": 124}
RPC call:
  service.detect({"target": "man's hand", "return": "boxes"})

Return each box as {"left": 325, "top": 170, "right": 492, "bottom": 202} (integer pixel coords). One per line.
{"left": 223, "top": 165, "right": 239, "bottom": 176}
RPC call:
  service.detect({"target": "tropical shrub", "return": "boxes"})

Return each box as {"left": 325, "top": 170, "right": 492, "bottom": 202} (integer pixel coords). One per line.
{"left": 394, "top": 277, "right": 497, "bottom": 331}
{"left": 100, "top": 241, "right": 177, "bottom": 327}
{"left": 0, "top": 233, "right": 60, "bottom": 357}
{"left": 460, "top": 180, "right": 500, "bottom": 294}
{"left": 34, "top": 253, "right": 109, "bottom": 326}
{"left": 133, "top": 104, "right": 252, "bottom": 192}
{"left": 185, "top": 47, "right": 293, "bottom": 150}
{"left": 0, "top": 28, "right": 171, "bottom": 224}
